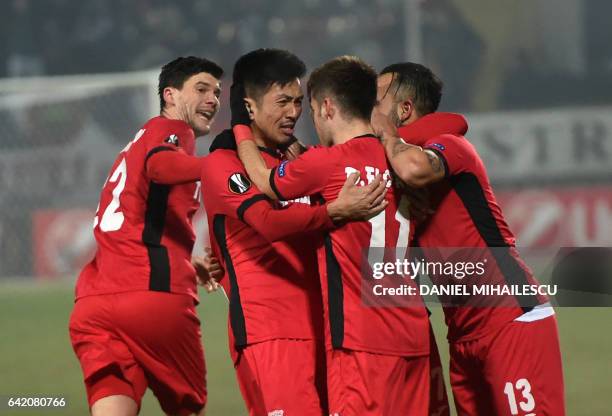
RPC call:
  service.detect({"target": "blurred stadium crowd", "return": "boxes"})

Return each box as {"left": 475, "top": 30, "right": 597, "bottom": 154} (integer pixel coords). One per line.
{"left": 3, "top": 0, "right": 612, "bottom": 111}
{"left": 1, "top": 0, "right": 611, "bottom": 278}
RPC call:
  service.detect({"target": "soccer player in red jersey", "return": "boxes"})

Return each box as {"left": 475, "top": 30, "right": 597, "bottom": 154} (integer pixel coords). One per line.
{"left": 202, "top": 49, "right": 388, "bottom": 416}
{"left": 235, "top": 56, "right": 432, "bottom": 416}
{"left": 69, "top": 57, "right": 224, "bottom": 416}
{"left": 373, "top": 62, "right": 565, "bottom": 415}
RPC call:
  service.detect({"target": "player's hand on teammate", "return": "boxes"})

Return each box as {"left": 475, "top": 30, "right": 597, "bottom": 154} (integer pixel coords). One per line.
{"left": 370, "top": 107, "right": 399, "bottom": 145}
{"left": 396, "top": 176, "right": 434, "bottom": 221}
{"left": 279, "top": 136, "right": 307, "bottom": 160}
{"left": 192, "top": 247, "right": 223, "bottom": 293}
{"left": 230, "top": 83, "right": 251, "bottom": 127}
{"left": 327, "top": 172, "right": 388, "bottom": 223}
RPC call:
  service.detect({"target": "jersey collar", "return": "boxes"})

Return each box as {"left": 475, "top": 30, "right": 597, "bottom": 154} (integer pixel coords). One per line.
{"left": 258, "top": 146, "right": 282, "bottom": 159}
{"left": 352, "top": 133, "right": 376, "bottom": 140}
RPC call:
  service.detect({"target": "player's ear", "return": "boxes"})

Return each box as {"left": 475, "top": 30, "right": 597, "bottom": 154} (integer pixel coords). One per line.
{"left": 322, "top": 98, "right": 333, "bottom": 120}
{"left": 399, "top": 99, "right": 413, "bottom": 124}
{"left": 163, "top": 87, "right": 177, "bottom": 107}
{"left": 244, "top": 97, "right": 256, "bottom": 120}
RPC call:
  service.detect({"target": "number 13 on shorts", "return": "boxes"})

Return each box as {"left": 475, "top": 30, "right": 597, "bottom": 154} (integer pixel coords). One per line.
{"left": 504, "top": 378, "right": 536, "bottom": 416}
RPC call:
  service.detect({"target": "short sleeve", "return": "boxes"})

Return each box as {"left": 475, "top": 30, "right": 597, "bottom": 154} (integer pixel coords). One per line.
{"left": 422, "top": 134, "right": 476, "bottom": 177}
{"left": 269, "top": 146, "right": 337, "bottom": 200}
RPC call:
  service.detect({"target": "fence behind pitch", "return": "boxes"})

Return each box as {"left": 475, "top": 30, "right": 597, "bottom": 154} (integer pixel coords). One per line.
{"left": 0, "top": 71, "right": 158, "bottom": 278}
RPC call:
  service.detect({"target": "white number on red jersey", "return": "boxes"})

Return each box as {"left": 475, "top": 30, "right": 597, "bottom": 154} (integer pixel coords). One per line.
{"left": 94, "top": 129, "right": 146, "bottom": 232}
{"left": 121, "top": 128, "right": 145, "bottom": 153}
{"left": 96, "top": 158, "right": 128, "bottom": 232}
{"left": 367, "top": 197, "right": 410, "bottom": 265}
{"left": 344, "top": 166, "right": 408, "bottom": 265}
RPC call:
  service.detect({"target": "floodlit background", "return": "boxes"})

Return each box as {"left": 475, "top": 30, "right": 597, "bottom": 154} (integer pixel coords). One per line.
{"left": 0, "top": 0, "right": 611, "bottom": 414}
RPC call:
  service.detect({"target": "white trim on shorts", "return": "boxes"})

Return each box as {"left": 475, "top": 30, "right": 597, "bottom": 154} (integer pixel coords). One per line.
{"left": 514, "top": 302, "right": 555, "bottom": 322}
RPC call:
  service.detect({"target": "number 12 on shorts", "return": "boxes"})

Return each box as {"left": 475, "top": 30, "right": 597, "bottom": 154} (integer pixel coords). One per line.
{"left": 504, "top": 378, "right": 536, "bottom": 415}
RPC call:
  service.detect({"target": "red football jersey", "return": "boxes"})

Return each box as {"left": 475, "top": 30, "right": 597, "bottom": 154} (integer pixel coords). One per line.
{"left": 201, "top": 147, "right": 325, "bottom": 350}
{"left": 398, "top": 113, "right": 548, "bottom": 342}
{"left": 269, "top": 135, "right": 430, "bottom": 357}
{"left": 76, "top": 116, "right": 200, "bottom": 301}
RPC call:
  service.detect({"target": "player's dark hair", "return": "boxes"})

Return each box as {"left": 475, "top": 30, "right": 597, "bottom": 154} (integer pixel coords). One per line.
{"left": 233, "top": 48, "right": 306, "bottom": 102}
{"left": 158, "top": 56, "right": 223, "bottom": 111}
{"left": 307, "top": 55, "right": 377, "bottom": 121}
{"left": 379, "top": 62, "right": 443, "bottom": 116}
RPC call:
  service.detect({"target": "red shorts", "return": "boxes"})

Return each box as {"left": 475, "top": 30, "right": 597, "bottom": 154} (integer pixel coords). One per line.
{"left": 327, "top": 348, "right": 430, "bottom": 416}
{"left": 450, "top": 315, "right": 564, "bottom": 416}
{"left": 428, "top": 325, "right": 451, "bottom": 416}
{"left": 234, "top": 338, "right": 326, "bottom": 416}
{"left": 69, "top": 291, "right": 207, "bottom": 415}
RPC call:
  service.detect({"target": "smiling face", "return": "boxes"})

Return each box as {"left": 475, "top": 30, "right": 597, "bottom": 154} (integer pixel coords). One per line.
{"left": 247, "top": 79, "right": 303, "bottom": 146}
{"left": 165, "top": 72, "right": 221, "bottom": 137}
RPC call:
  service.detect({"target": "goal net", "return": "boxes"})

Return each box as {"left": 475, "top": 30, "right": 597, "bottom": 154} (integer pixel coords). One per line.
{"left": 0, "top": 71, "right": 198, "bottom": 279}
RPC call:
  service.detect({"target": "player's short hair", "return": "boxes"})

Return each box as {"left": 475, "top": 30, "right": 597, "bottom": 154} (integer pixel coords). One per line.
{"left": 307, "top": 55, "right": 377, "bottom": 121}
{"left": 233, "top": 48, "right": 306, "bottom": 102}
{"left": 158, "top": 56, "right": 223, "bottom": 111}
{"left": 379, "top": 62, "right": 443, "bottom": 116}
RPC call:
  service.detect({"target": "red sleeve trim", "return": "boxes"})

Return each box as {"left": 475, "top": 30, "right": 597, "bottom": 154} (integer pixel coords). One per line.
{"left": 233, "top": 124, "right": 253, "bottom": 144}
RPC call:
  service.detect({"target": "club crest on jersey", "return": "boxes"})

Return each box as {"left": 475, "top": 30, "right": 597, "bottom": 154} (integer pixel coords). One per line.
{"left": 229, "top": 173, "right": 251, "bottom": 194}
{"left": 164, "top": 134, "right": 180, "bottom": 146}
{"left": 428, "top": 143, "right": 445, "bottom": 151}
{"left": 277, "top": 160, "right": 289, "bottom": 177}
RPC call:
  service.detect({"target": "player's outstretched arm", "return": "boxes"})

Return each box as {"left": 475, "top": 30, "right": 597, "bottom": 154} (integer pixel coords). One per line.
{"left": 242, "top": 172, "right": 387, "bottom": 242}
{"left": 229, "top": 82, "right": 278, "bottom": 198}
{"left": 146, "top": 150, "right": 204, "bottom": 184}
{"left": 235, "top": 131, "right": 276, "bottom": 197}
{"left": 243, "top": 200, "right": 332, "bottom": 242}
{"left": 384, "top": 138, "right": 445, "bottom": 188}
{"left": 371, "top": 109, "right": 446, "bottom": 188}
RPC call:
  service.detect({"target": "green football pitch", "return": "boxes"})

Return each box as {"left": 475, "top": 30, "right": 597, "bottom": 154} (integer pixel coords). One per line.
{"left": 0, "top": 281, "right": 610, "bottom": 415}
